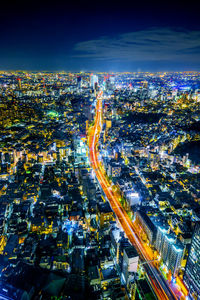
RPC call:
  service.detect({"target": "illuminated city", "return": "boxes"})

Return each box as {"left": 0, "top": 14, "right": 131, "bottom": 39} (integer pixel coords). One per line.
{"left": 1, "top": 0, "right": 200, "bottom": 299}
{"left": 0, "top": 71, "right": 199, "bottom": 300}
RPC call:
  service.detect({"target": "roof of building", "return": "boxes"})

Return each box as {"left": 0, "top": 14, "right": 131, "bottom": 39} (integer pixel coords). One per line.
{"left": 98, "top": 202, "right": 112, "bottom": 214}
{"left": 138, "top": 210, "right": 157, "bottom": 233}
{"left": 88, "top": 265, "right": 100, "bottom": 280}
{"left": 124, "top": 245, "right": 138, "bottom": 258}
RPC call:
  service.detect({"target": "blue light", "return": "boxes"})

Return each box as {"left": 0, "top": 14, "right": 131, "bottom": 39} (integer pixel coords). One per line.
{"left": 166, "top": 235, "right": 175, "bottom": 243}
{"left": 172, "top": 278, "right": 176, "bottom": 284}
{"left": 172, "top": 245, "right": 183, "bottom": 252}
{"left": 159, "top": 226, "right": 168, "bottom": 234}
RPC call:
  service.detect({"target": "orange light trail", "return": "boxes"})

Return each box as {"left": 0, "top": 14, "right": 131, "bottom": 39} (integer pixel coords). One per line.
{"left": 88, "top": 90, "right": 184, "bottom": 300}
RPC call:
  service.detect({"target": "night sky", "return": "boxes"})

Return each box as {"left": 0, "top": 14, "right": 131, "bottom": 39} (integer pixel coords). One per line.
{"left": 1, "top": 0, "right": 200, "bottom": 71}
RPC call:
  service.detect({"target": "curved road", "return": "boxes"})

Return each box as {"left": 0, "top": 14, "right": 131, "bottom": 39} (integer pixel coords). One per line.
{"left": 88, "top": 91, "right": 180, "bottom": 300}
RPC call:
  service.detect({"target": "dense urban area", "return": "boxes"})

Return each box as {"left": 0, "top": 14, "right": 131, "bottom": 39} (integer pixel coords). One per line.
{"left": 0, "top": 71, "right": 200, "bottom": 300}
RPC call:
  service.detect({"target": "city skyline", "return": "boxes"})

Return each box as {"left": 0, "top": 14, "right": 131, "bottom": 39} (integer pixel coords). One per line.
{"left": 1, "top": 0, "right": 200, "bottom": 299}
{"left": 0, "top": 71, "right": 199, "bottom": 299}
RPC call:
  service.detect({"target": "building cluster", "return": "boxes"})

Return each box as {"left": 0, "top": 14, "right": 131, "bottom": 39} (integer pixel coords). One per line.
{"left": 0, "top": 71, "right": 200, "bottom": 299}
{"left": 0, "top": 71, "right": 126, "bottom": 299}
{"left": 99, "top": 72, "right": 200, "bottom": 299}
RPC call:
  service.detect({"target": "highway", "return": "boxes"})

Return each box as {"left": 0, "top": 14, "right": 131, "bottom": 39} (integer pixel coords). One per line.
{"left": 88, "top": 90, "right": 182, "bottom": 300}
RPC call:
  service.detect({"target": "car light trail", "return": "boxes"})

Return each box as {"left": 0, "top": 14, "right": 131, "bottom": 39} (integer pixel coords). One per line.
{"left": 87, "top": 90, "right": 186, "bottom": 300}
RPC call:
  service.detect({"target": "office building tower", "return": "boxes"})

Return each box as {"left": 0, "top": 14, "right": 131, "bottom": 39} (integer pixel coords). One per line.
{"left": 122, "top": 245, "right": 139, "bottom": 284}
{"left": 167, "top": 243, "right": 184, "bottom": 277}
{"left": 162, "top": 234, "right": 176, "bottom": 265}
{"left": 184, "top": 222, "right": 200, "bottom": 299}
{"left": 77, "top": 76, "right": 82, "bottom": 89}
{"left": 155, "top": 226, "right": 169, "bottom": 253}
{"left": 156, "top": 226, "right": 184, "bottom": 276}
{"left": 90, "top": 74, "right": 98, "bottom": 89}
{"left": 135, "top": 210, "right": 157, "bottom": 245}
{"left": 17, "top": 78, "right": 21, "bottom": 89}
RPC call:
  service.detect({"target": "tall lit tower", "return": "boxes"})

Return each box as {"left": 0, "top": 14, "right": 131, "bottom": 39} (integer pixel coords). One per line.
{"left": 90, "top": 74, "right": 98, "bottom": 89}
{"left": 17, "top": 78, "right": 21, "bottom": 89}
{"left": 77, "top": 76, "right": 82, "bottom": 90}
{"left": 184, "top": 222, "right": 200, "bottom": 299}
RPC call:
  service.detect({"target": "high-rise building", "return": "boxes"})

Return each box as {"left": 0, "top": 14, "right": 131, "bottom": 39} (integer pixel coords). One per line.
{"left": 184, "top": 222, "right": 200, "bottom": 299}
{"left": 135, "top": 210, "right": 157, "bottom": 245}
{"left": 155, "top": 226, "right": 184, "bottom": 276}
{"left": 77, "top": 76, "right": 82, "bottom": 89}
{"left": 17, "top": 78, "right": 21, "bottom": 89}
{"left": 167, "top": 243, "right": 184, "bottom": 277}
{"left": 90, "top": 74, "right": 98, "bottom": 89}
{"left": 162, "top": 234, "right": 176, "bottom": 265}
{"left": 122, "top": 245, "right": 139, "bottom": 284}
{"left": 155, "top": 226, "right": 169, "bottom": 253}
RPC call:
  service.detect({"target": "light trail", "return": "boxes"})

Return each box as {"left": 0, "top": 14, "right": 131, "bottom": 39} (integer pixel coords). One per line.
{"left": 88, "top": 90, "right": 182, "bottom": 300}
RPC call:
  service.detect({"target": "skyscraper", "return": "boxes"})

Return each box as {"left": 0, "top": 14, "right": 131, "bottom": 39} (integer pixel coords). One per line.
{"left": 77, "top": 76, "right": 82, "bottom": 89}
{"left": 17, "top": 78, "right": 21, "bottom": 89}
{"left": 122, "top": 245, "right": 139, "bottom": 284}
{"left": 90, "top": 74, "right": 98, "bottom": 89}
{"left": 155, "top": 226, "right": 169, "bottom": 253}
{"left": 155, "top": 226, "right": 184, "bottom": 276}
{"left": 184, "top": 222, "right": 200, "bottom": 299}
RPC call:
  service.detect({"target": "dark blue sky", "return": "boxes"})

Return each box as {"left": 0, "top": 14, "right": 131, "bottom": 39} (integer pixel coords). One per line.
{"left": 1, "top": 0, "right": 200, "bottom": 71}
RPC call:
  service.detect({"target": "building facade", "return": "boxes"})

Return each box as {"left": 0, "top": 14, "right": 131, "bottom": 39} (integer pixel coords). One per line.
{"left": 184, "top": 222, "right": 200, "bottom": 299}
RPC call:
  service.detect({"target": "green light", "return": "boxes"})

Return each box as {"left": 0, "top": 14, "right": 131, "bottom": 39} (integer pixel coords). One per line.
{"left": 47, "top": 111, "right": 59, "bottom": 117}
